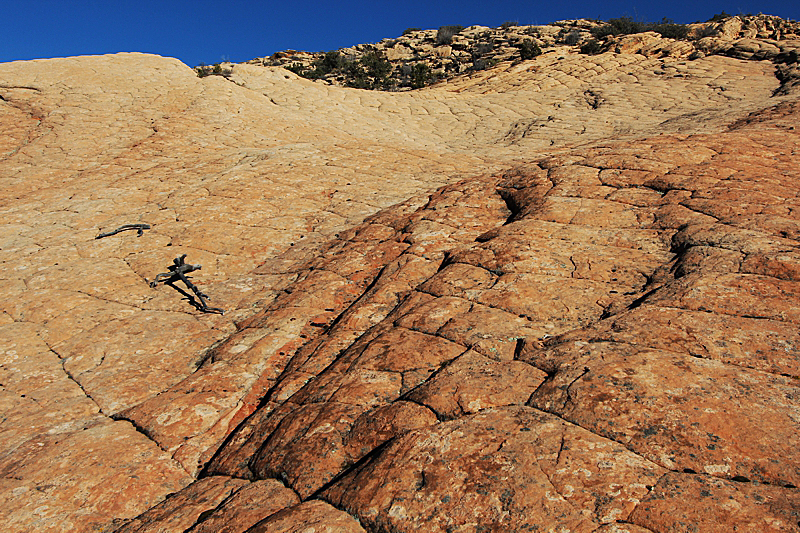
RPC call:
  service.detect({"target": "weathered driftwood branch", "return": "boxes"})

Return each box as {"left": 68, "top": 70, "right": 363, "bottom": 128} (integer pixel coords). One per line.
{"left": 96, "top": 223, "right": 151, "bottom": 239}
{"left": 149, "top": 254, "right": 224, "bottom": 314}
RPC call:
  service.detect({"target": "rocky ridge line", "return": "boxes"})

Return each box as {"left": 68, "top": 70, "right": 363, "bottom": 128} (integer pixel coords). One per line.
{"left": 218, "top": 14, "right": 800, "bottom": 92}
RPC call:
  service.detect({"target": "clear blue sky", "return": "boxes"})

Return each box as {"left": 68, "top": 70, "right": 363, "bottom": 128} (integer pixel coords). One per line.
{"left": 4, "top": 1, "right": 799, "bottom": 67}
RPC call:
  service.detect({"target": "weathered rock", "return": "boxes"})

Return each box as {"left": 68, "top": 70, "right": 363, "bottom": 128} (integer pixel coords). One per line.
{"left": 0, "top": 420, "right": 192, "bottom": 533}
{"left": 187, "top": 479, "right": 300, "bottom": 533}
{"left": 2, "top": 15, "right": 800, "bottom": 533}
{"left": 244, "top": 500, "right": 366, "bottom": 533}
{"left": 629, "top": 473, "right": 800, "bottom": 532}
{"left": 405, "top": 350, "right": 547, "bottom": 419}
{"left": 114, "top": 476, "right": 248, "bottom": 533}
{"left": 323, "top": 407, "right": 666, "bottom": 532}
{"left": 526, "top": 341, "right": 800, "bottom": 485}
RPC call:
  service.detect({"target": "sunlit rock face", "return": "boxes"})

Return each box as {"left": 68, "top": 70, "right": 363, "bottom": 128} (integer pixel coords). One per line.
{"left": 1, "top": 15, "right": 799, "bottom": 532}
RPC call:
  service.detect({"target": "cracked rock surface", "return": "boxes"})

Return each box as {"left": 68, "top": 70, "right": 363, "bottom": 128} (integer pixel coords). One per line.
{"left": 1, "top": 26, "right": 799, "bottom": 533}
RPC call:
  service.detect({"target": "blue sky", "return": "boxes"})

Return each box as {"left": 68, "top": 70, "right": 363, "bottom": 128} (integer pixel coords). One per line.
{"left": 4, "top": 1, "right": 799, "bottom": 67}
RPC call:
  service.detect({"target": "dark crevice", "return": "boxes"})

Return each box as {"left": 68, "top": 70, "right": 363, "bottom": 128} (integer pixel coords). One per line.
{"left": 512, "top": 337, "right": 526, "bottom": 360}
{"left": 626, "top": 287, "right": 661, "bottom": 310}
{"left": 396, "top": 394, "right": 447, "bottom": 422}
{"left": 307, "top": 437, "right": 396, "bottom": 501}
{"left": 197, "top": 404, "right": 275, "bottom": 480}
{"left": 0, "top": 84, "right": 42, "bottom": 92}
{"left": 182, "top": 475, "right": 302, "bottom": 533}
{"left": 48, "top": 348, "right": 106, "bottom": 415}
{"left": 311, "top": 258, "right": 407, "bottom": 336}
{"left": 525, "top": 369, "right": 558, "bottom": 406}
{"left": 496, "top": 187, "right": 525, "bottom": 225}
{"left": 179, "top": 482, "right": 250, "bottom": 533}
{"left": 238, "top": 261, "right": 404, "bottom": 411}
{"left": 108, "top": 411, "right": 182, "bottom": 468}
{"left": 562, "top": 366, "right": 590, "bottom": 410}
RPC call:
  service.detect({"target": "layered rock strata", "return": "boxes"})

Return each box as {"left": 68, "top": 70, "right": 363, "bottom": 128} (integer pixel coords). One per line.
{"left": 0, "top": 20, "right": 799, "bottom": 533}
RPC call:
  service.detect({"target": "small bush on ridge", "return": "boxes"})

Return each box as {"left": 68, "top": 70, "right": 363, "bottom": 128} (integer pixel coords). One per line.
{"left": 563, "top": 30, "right": 582, "bottom": 45}
{"left": 590, "top": 16, "right": 689, "bottom": 40}
{"left": 437, "top": 25, "right": 465, "bottom": 45}
{"left": 580, "top": 39, "right": 604, "bottom": 55}
{"left": 518, "top": 39, "right": 542, "bottom": 60}
{"left": 649, "top": 18, "right": 689, "bottom": 39}
{"left": 707, "top": 12, "right": 732, "bottom": 23}
{"left": 591, "top": 17, "right": 646, "bottom": 38}
{"left": 195, "top": 63, "right": 232, "bottom": 78}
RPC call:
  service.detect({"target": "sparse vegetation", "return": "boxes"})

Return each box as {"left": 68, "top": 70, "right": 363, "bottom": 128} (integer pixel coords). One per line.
{"left": 591, "top": 17, "right": 646, "bottom": 38}
{"left": 563, "top": 31, "right": 582, "bottom": 45}
{"left": 286, "top": 49, "right": 394, "bottom": 90}
{"left": 649, "top": 18, "right": 690, "bottom": 39}
{"left": 410, "top": 63, "right": 435, "bottom": 88}
{"left": 707, "top": 12, "right": 732, "bottom": 23}
{"left": 580, "top": 39, "right": 604, "bottom": 55}
{"left": 474, "top": 41, "right": 494, "bottom": 56}
{"left": 471, "top": 57, "right": 498, "bottom": 71}
{"left": 285, "top": 62, "right": 305, "bottom": 76}
{"left": 348, "top": 50, "right": 393, "bottom": 88}
{"left": 590, "top": 16, "right": 689, "bottom": 40}
{"left": 436, "top": 25, "right": 465, "bottom": 45}
{"left": 250, "top": 14, "right": 795, "bottom": 90}
{"left": 518, "top": 39, "right": 542, "bottom": 60}
{"left": 195, "top": 63, "right": 232, "bottom": 78}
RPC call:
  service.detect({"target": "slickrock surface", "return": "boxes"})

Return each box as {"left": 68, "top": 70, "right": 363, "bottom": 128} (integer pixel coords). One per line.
{"left": 1, "top": 20, "right": 799, "bottom": 532}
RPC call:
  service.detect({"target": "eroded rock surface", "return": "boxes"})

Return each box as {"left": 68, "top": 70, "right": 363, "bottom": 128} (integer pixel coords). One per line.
{"left": 1, "top": 20, "right": 799, "bottom": 533}
{"left": 197, "top": 101, "right": 800, "bottom": 532}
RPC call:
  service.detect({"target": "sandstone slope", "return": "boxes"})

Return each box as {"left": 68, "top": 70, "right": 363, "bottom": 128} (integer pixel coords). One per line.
{"left": 0, "top": 21, "right": 799, "bottom": 533}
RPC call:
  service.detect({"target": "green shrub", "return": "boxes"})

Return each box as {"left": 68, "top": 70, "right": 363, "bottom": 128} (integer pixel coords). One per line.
{"left": 471, "top": 57, "right": 497, "bottom": 71}
{"left": 301, "top": 51, "right": 339, "bottom": 78}
{"left": 320, "top": 51, "right": 346, "bottom": 72}
{"left": 444, "top": 60, "right": 460, "bottom": 73}
{"left": 338, "top": 50, "right": 392, "bottom": 89}
{"left": 518, "top": 39, "right": 542, "bottom": 60}
{"left": 501, "top": 21, "right": 519, "bottom": 29}
{"left": 437, "top": 25, "right": 465, "bottom": 45}
{"left": 195, "top": 63, "right": 232, "bottom": 78}
{"left": 563, "top": 30, "right": 582, "bottom": 45}
{"left": 590, "top": 16, "right": 689, "bottom": 40}
{"left": 591, "top": 16, "right": 647, "bottom": 39}
{"left": 410, "top": 63, "right": 435, "bottom": 88}
{"left": 707, "top": 11, "right": 732, "bottom": 23}
{"left": 650, "top": 18, "right": 689, "bottom": 39}
{"left": 285, "top": 63, "right": 306, "bottom": 76}
{"left": 287, "top": 48, "right": 392, "bottom": 89}
{"left": 360, "top": 50, "right": 392, "bottom": 80}
{"left": 345, "top": 69, "right": 369, "bottom": 89}
{"left": 403, "top": 27, "right": 421, "bottom": 35}
{"left": 580, "top": 39, "right": 604, "bottom": 55}
{"left": 474, "top": 41, "right": 494, "bottom": 56}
